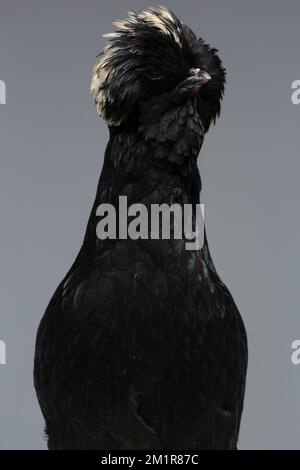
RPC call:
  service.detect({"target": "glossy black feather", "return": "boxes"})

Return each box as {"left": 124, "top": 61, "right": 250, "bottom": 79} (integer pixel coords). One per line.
{"left": 34, "top": 6, "right": 247, "bottom": 450}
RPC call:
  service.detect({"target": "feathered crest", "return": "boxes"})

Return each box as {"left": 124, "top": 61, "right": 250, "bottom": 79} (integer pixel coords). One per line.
{"left": 91, "top": 6, "right": 226, "bottom": 130}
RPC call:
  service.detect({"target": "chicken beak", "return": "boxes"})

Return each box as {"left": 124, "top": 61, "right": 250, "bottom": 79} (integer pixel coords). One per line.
{"left": 196, "top": 70, "right": 211, "bottom": 84}
{"left": 178, "top": 69, "right": 211, "bottom": 91}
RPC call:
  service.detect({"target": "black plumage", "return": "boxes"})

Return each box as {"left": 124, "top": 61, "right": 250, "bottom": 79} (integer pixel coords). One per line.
{"left": 34, "top": 6, "right": 247, "bottom": 450}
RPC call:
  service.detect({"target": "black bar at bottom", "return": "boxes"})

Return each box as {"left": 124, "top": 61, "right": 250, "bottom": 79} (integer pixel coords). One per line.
{"left": 0, "top": 450, "right": 299, "bottom": 466}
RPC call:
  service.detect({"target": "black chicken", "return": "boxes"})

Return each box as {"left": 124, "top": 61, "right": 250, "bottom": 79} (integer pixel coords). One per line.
{"left": 34, "top": 6, "right": 247, "bottom": 450}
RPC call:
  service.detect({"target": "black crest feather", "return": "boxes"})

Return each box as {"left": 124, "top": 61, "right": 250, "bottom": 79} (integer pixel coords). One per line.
{"left": 91, "top": 6, "right": 226, "bottom": 132}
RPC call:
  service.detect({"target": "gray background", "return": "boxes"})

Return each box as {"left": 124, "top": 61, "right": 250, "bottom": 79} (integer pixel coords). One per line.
{"left": 0, "top": 0, "right": 299, "bottom": 449}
